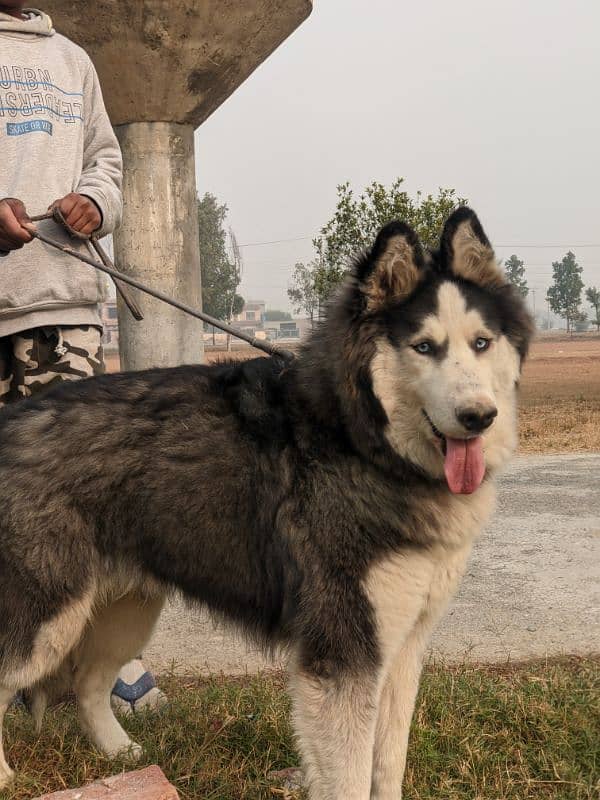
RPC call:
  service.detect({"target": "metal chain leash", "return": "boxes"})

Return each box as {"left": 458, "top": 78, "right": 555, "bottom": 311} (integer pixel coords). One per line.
{"left": 27, "top": 208, "right": 296, "bottom": 363}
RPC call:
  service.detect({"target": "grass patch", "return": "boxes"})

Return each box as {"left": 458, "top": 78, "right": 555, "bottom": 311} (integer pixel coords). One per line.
{"left": 518, "top": 334, "right": 600, "bottom": 454}
{"left": 2, "top": 658, "right": 598, "bottom": 799}
{"left": 519, "top": 397, "right": 600, "bottom": 454}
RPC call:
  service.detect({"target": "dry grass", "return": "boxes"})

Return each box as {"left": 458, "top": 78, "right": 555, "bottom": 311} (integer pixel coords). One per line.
{"left": 2, "top": 658, "right": 598, "bottom": 800}
{"left": 519, "top": 398, "right": 600, "bottom": 454}
{"left": 519, "top": 334, "right": 600, "bottom": 453}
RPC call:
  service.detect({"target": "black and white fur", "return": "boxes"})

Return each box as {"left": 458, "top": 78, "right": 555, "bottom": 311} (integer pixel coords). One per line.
{"left": 0, "top": 208, "right": 533, "bottom": 797}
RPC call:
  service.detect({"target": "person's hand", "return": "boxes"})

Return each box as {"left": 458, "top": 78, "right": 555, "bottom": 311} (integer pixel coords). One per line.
{"left": 0, "top": 198, "right": 33, "bottom": 252}
{"left": 50, "top": 193, "right": 102, "bottom": 237}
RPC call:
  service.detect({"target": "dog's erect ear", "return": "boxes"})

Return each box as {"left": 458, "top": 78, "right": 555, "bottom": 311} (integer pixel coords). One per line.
{"left": 359, "top": 221, "right": 425, "bottom": 310}
{"left": 440, "top": 207, "right": 506, "bottom": 289}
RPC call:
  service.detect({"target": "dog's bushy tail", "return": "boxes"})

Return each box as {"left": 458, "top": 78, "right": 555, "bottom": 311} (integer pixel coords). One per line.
{"left": 27, "top": 687, "right": 47, "bottom": 733}
{"left": 23, "top": 661, "right": 73, "bottom": 732}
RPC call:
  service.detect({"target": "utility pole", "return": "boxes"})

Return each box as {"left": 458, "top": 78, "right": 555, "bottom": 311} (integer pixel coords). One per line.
{"left": 531, "top": 288, "right": 536, "bottom": 318}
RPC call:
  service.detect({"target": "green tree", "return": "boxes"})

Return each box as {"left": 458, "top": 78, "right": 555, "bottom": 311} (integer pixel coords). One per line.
{"left": 504, "top": 255, "right": 529, "bottom": 297}
{"left": 312, "top": 180, "right": 467, "bottom": 302}
{"left": 197, "top": 193, "right": 244, "bottom": 325}
{"left": 573, "top": 311, "right": 589, "bottom": 332}
{"left": 585, "top": 286, "right": 600, "bottom": 331}
{"left": 546, "top": 251, "right": 584, "bottom": 333}
{"left": 287, "top": 260, "right": 320, "bottom": 326}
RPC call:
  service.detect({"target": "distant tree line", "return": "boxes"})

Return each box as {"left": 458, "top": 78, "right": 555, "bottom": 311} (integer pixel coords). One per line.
{"left": 288, "top": 179, "right": 466, "bottom": 325}
{"left": 287, "top": 179, "right": 599, "bottom": 334}
{"left": 197, "top": 184, "right": 599, "bottom": 335}
{"left": 503, "top": 250, "right": 599, "bottom": 333}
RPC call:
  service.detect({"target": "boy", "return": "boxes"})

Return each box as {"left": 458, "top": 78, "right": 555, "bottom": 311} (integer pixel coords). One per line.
{"left": 0, "top": 3, "right": 164, "bottom": 712}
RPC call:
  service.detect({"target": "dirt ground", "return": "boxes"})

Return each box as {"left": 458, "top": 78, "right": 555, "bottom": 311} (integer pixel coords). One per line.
{"left": 105, "top": 333, "right": 600, "bottom": 455}
{"left": 519, "top": 333, "right": 600, "bottom": 452}
{"left": 520, "top": 333, "right": 600, "bottom": 400}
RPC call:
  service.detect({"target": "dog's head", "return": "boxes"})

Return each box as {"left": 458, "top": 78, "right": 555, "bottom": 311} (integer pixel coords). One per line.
{"left": 326, "top": 207, "right": 534, "bottom": 494}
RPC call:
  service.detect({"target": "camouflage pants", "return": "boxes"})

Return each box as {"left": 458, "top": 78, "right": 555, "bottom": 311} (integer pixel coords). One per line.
{"left": 0, "top": 325, "right": 104, "bottom": 407}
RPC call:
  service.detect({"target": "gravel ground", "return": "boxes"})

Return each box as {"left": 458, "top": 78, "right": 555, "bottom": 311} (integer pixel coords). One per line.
{"left": 144, "top": 454, "right": 600, "bottom": 674}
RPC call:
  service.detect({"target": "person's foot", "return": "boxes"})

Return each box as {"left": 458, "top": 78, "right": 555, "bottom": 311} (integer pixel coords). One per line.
{"left": 111, "top": 659, "right": 168, "bottom": 715}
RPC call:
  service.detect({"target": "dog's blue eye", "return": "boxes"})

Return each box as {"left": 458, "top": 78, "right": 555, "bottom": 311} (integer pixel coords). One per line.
{"left": 475, "top": 337, "right": 490, "bottom": 351}
{"left": 414, "top": 342, "right": 433, "bottom": 355}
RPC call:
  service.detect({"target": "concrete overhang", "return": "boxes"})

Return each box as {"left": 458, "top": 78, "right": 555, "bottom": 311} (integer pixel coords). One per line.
{"left": 43, "top": 1, "right": 313, "bottom": 126}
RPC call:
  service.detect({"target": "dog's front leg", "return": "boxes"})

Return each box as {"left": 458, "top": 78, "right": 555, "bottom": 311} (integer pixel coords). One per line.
{"left": 369, "top": 628, "right": 428, "bottom": 800}
{"left": 0, "top": 687, "right": 15, "bottom": 789}
{"left": 288, "top": 660, "right": 381, "bottom": 800}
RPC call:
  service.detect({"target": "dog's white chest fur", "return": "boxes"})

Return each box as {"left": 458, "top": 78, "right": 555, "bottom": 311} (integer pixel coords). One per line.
{"left": 364, "top": 483, "right": 494, "bottom": 666}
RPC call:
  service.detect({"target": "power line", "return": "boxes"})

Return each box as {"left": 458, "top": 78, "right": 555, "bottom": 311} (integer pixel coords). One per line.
{"left": 241, "top": 264, "right": 600, "bottom": 277}
{"left": 237, "top": 233, "right": 600, "bottom": 250}
{"left": 497, "top": 243, "right": 600, "bottom": 249}
{"left": 238, "top": 235, "right": 314, "bottom": 248}
{"left": 507, "top": 260, "right": 600, "bottom": 266}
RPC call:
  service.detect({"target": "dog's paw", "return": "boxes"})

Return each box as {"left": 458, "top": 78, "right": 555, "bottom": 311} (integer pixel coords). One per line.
{"left": 124, "top": 741, "right": 144, "bottom": 762}
{"left": 103, "top": 739, "right": 144, "bottom": 761}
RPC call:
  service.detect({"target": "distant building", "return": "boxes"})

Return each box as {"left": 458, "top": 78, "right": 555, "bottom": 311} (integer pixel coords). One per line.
{"left": 233, "top": 300, "right": 267, "bottom": 337}
{"left": 101, "top": 301, "right": 119, "bottom": 349}
{"left": 232, "top": 300, "right": 312, "bottom": 342}
{"left": 104, "top": 297, "right": 311, "bottom": 351}
{"left": 264, "top": 317, "right": 312, "bottom": 341}
{"left": 265, "top": 319, "right": 299, "bottom": 340}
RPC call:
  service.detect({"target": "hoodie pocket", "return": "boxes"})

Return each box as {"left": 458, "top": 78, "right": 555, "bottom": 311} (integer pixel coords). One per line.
{"left": 0, "top": 229, "right": 107, "bottom": 316}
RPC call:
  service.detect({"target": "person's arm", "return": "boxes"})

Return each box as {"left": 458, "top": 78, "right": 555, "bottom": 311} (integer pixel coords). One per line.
{"left": 73, "top": 59, "right": 123, "bottom": 238}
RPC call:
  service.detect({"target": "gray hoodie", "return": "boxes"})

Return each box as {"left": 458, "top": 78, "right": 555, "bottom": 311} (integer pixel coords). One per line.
{"left": 0, "top": 8, "right": 122, "bottom": 336}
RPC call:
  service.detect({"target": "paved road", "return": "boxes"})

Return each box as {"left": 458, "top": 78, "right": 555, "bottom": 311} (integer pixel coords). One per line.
{"left": 145, "top": 454, "right": 600, "bottom": 674}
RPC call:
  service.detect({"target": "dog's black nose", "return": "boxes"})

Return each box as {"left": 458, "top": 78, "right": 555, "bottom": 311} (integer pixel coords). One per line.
{"left": 456, "top": 406, "right": 498, "bottom": 433}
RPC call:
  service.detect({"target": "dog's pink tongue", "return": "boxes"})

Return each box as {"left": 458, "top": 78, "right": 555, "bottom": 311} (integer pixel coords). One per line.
{"left": 444, "top": 437, "right": 485, "bottom": 494}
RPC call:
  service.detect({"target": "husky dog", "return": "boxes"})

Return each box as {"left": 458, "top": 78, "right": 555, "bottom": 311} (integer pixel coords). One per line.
{"left": 0, "top": 208, "right": 532, "bottom": 797}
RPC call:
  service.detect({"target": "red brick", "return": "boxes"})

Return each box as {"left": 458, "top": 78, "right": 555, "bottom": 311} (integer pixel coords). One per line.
{"left": 34, "top": 766, "right": 179, "bottom": 800}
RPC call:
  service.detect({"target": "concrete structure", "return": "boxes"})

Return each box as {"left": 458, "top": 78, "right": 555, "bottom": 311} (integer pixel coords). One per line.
{"left": 44, "top": 1, "right": 313, "bottom": 369}
{"left": 231, "top": 301, "right": 310, "bottom": 342}
{"left": 114, "top": 123, "right": 202, "bottom": 370}
{"left": 265, "top": 317, "right": 311, "bottom": 340}
{"left": 235, "top": 299, "right": 267, "bottom": 324}
{"left": 233, "top": 299, "right": 267, "bottom": 338}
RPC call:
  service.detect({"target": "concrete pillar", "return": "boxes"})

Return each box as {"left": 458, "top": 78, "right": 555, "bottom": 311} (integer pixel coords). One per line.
{"left": 114, "top": 123, "right": 202, "bottom": 370}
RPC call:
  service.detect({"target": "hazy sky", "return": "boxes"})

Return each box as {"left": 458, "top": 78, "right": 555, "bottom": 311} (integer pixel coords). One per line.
{"left": 194, "top": 0, "right": 600, "bottom": 316}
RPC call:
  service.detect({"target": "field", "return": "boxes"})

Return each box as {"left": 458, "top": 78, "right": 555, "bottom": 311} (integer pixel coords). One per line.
{"left": 3, "top": 658, "right": 598, "bottom": 800}
{"left": 519, "top": 334, "right": 600, "bottom": 453}
{"left": 105, "top": 333, "right": 600, "bottom": 455}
